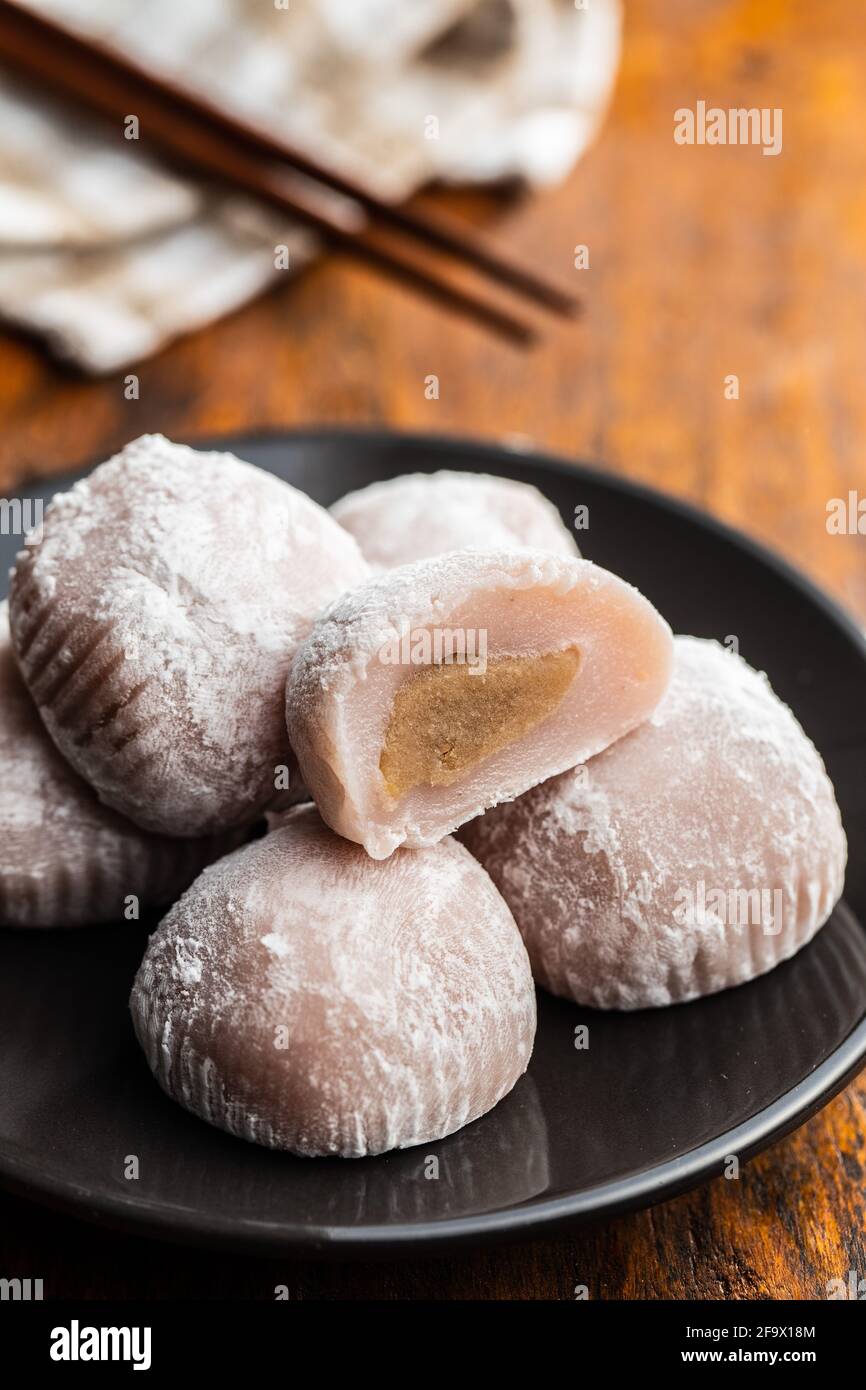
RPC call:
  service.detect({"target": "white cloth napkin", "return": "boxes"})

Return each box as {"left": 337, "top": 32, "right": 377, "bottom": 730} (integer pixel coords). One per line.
{"left": 0, "top": 0, "right": 621, "bottom": 371}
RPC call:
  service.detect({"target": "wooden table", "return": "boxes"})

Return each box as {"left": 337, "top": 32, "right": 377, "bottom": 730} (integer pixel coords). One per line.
{"left": 2, "top": 0, "right": 865, "bottom": 1299}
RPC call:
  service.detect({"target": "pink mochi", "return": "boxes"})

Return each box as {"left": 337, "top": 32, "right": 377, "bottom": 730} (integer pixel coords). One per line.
{"left": 331, "top": 470, "right": 579, "bottom": 567}
{"left": 0, "top": 603, "right": 238, "bottom": 927}
{"left": 286, "top": 548, "right": 673, "bottom": 858}
{"left": 462, "top": 636, "right": 847, "bottom": 1009}
{"left": 8, "top": 435, "right": 368, "bottom": 837}
{"left": 130, "top": 806, "right": 535, "bottom": 1157}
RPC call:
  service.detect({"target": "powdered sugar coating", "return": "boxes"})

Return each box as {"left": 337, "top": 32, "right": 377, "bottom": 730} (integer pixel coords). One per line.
{"left": 462, "top": 637, "right": 847, "bottom": 1009}
{"left": 130, "top": 806, "right": 536, "bottom": 1156}
{"left": 331, "top": 469, "right": 579, "bottom": 567}
{"left": 286, "top": 547, "right": 673, "bottom": 858}
{"left": 8, "top": 435, "right": 368, "bottom": 836}
{"left": 0, "top": 603, "right": 239, "bottom": 927}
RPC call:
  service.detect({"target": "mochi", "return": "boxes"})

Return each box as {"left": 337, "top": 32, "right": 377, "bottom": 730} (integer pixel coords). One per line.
{"left": 286, "top": 548, "right": 673, "bottom": 858}
{"left": 0, "top": 603, "right": 238, "bottom": 928}
{"left": 330, "top": 469, "right": 579, "bottom": 567}
{"left": 8, "top": 435, "right": 368, "bottom": 837}
{"left": 130, "top": 806, "right": 536, "bottom": 1157}
{"left": 462, "top": 636, "right": 847, "bottom": 1009}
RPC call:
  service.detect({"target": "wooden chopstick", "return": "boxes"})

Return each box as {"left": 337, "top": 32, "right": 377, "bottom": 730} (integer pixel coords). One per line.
{"left": 23, "top": 0, "right": 576, "bottom": 317}
{"left": 0, "top": 0, "right": 578, "bottom": 341}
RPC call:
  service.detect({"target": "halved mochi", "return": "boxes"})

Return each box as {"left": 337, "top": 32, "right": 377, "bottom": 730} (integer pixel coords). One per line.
{"left": 330, "top": 469, "right": 579, "bottom": 567}
{"left": 462, "top": 637, "right": 847, "bottom": 1009}
{"left": 286, "top": 548, "right": 673, "bottom": 858}
{"left": 0, "top": 604, "right": 238, "bottom": 928}
{"left": 130, "top": 806, "right": 535, "bottom": 1157}
{"left": 8, "top": 434, "right": 368, "bottom": 837}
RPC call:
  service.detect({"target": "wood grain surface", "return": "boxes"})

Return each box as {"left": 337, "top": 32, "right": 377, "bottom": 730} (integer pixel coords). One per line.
{"left": 2, "top": 0, "right": 865, "bottom": 1299}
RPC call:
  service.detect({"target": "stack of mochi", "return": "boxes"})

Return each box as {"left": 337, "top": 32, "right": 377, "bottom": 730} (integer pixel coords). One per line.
{"left": 1, "top": 436, "right": 846, "bottom": 1159}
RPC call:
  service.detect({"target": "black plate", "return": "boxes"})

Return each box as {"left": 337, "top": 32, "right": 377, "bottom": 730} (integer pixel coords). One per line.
{"left": 1, "top": 429, "right": 865, "bottom": 1257}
